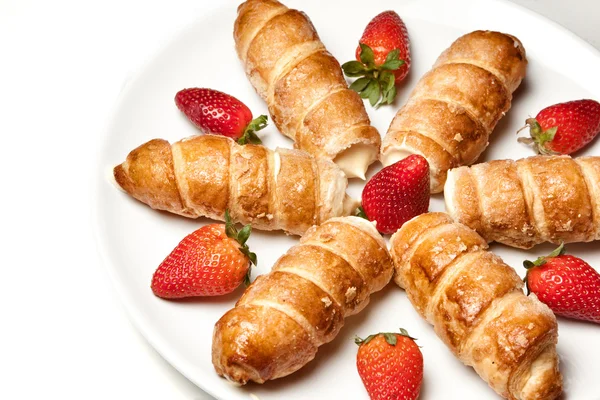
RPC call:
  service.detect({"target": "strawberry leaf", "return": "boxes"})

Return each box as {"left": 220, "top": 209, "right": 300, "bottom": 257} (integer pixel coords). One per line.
{"left": 247, "top": 251, "right": 257, "bottom": 266}
{"left": 547, "top": 242, "right": 566, "bottom": 257}
{"left": 381, "top": 59, "right": 404, "bottom": 71}
{"left": 385, "top": 85, "right": 397, "bottom": 105}
{"left": 381, "top": 70, "right": 395, "bottom": 92}
{"left": 384, "top": 48, "right": 400, "bottom": 65}
{"left": 383, "top": 332, "right": 398, "bottom": 346}
{"left": 398, "top": 328, "right": 416, "bottom": 340}
{"left": 355, "top": 329, "right": 416, "bottom": 347}
{"left": 239, "top": 246, "right": 257, "bottom": 267}
{"left": 349, "top": 77, "right": 371, "bottom": 92}
{"left": 355, "top": 206, "right": 368, "bottom": 220}
{"left": 243, "top": 270, "right": 252, "bottom": 287}
{"left": 238, "top": 115, "right": 268, "bottom": 145}
{"left": 355, "top": 334, "right": 377, "bottom": 346}
{"left": 360, "top": 79, "right": 377, "bottom": 99}
{"left": 343, "top": 45, "right": 406, "bottom": 108}
{"left": 523, "top": 242, "right": 566, "bottom": 270}
{"left": 381, "top": 49, "right": 405, "bottom": 71}
{"left": 224, "top": 210, "right": 257, "bottom": 267}
{"left": 342, "top": 61, "right": 367, "bottom": 77}
{"left": 519, "top": 118, "right": 560, "bottom": 155}
{"left": 368, "top": 81, "right": 381, "bottom": 107}
{"left": 237, "top": 225, "right": 252, "bottom": 246}
{"left": 224, "top": 210, "right": 238, "bottom": 239}
{"left": 517, "top": 137, "right": 535, "bottom": 145}
{"left": 525, "top": 279, "right": 532, "bottom": 295}
{"left": 358, "top": 43, "right": 376, "bottom": 67}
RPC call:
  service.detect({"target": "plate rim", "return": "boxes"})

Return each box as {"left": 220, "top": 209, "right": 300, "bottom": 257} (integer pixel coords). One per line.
{"left": 92, "top": 0, "right": 600, "bottom": 399}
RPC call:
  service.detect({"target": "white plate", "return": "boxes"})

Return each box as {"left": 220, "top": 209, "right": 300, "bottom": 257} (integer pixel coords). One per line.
{"left": 94, "top": 0, "right": 600, "bottom": 398}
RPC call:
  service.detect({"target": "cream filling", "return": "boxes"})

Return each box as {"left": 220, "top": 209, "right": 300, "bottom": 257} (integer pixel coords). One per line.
{"left": 328, "top": 216, "right": 386, "bottom": 250}
{"left": 343, "top": 195, "right": 360, "bottom": 216}
{"left": 444, "top": 169, "right": 457, "bottom": 218}
{"left": 321, "top": 166, "right": 350, "bottom": 219}
{"left": 381, "top": 143, "right": 440, "bottom": 190}
{"left": 381, "top": 146, "right": 414, "bottom": 167}
{"left": 334, "top": 144, "right": 377, "bottom": 180}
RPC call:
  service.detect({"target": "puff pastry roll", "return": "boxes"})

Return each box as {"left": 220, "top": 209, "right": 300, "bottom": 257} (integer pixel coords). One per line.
{"left": 390, "top": 212, "right": 562, "bottom": 400}
{"left": 234, "top": 0, "right": 381, "bottom": 179}
{"left": 381, "top": 30, "right": 527, "bottom": 192}
{"left": 445, "top": 155, "right": 600, "bottom": 249}
{"left": 113, "top": 135, "right": 356, "bottom": 235}
{"left": 212, "top": 217, "right": 393, "bottom": 384}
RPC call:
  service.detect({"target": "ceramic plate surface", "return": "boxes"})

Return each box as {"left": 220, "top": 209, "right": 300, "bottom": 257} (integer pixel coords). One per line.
{"left": 94, "top": 0, "right": 600, "bottom": 398}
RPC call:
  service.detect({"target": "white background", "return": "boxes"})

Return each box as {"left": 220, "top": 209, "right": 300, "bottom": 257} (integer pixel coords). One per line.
{"left": 1, "top": 0, "right": 598, "bottom": 399}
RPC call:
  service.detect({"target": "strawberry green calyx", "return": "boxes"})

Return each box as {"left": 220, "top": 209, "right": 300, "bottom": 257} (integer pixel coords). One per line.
{"left": 355, "top": 328, "right": 416, "bottom": 346}
{"left": 224, "top": 210, "right": 257, "bottom": 286}
{"left": 523, "top": 242, "right": 565, "bottom": 293}
{"left": 342, "top": 44, "right": 404, "bottom": 108}
{"left": 355, "top": 206, "right": 369, "bottom": 220}
{"left": 523, "top": 242, "right": 566, "bottom": 270}
{"left": 517, "top": 118, "right": 559, "bottom": 155}
{"left": 237, "top": 115, "right": 268, "bottom": 145}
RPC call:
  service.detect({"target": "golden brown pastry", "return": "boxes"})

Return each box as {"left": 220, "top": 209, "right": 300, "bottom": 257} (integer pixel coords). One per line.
{"left": 113, "top": 135, "right": 357, "bottom": 235}
{"left": 233, "top": 0, "right": 381, "bottom": 179}
{"left": 381, "top": 30, "right": 527, "bottom": 192}
{"left": 212, "top": 216, "right": 393, "bottom": 384}
{"left": 390, "top": 212, "right": 562, "bottom": 400}
{"left": 445, "top": 155, "right": 600, "bottom": 249}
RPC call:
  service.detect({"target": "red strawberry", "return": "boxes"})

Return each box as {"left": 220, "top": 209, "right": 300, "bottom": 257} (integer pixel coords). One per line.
{"left": 518, "top": 99, "right": 600, "bottom": 155}
{"left": 356, "top": 329, "right": 423, "bottom": 400}
{"left": 151, "top": 211, "right": 257, "bottom": 298}
{"left": 175, "top": 88, "right": 268, "bottom": 144}
{"left": 360, "top": 154, "right": 430, "bottom": 235}
{"left": 524, "top": 243, "right": 600, "bottom": 324}
{"left": 356, "top": 11, "right": 411, "bottom": 83}
{"left": 342, "top": 11, "right": 410, "bottom": 107}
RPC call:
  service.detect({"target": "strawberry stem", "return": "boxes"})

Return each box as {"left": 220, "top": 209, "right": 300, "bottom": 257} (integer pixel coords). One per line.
{"left": 355, "top": 328, "right": 416, "bottom": 346}
{"left": 224, "top": 210, "right": 258, "bottom": 268}
{"left": 523, "top": 242, "right": 566, "bottom": 270}
{"left": 522, "top": 242, "right": 566, "bottom": 295}
{"left": 355, "top": 206, "right": 368, "bottom": 220}
{"left": 237, "top": 115, "right": 268, "bottom": 145}
{"left": 243, "top": 270, "right": 252, "bottom": 287}
{"left": 517, "top": 118, "right": 559, "bottom": 155}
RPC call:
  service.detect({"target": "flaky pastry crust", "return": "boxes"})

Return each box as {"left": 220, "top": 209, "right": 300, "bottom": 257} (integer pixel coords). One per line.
{"left": 390, "top": 213, "right": 562, "bottom": 400}
{"left": 382, "top": 30, "right": 527, "bottom": 192}
{"left": 212, "top": 217, "right": 393, "bottom": 384}
{"left": 113, "top": 135, "right": 353, "bottom": 235}
{"left": 234, "top": 0, "right": 380, "bottom": 178}
{"left": 445, "top": 155, "right": 600, "bottom": 248}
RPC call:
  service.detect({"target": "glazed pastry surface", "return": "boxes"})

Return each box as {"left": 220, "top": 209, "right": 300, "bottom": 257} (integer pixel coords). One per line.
{"left": 114, "top": 135, "right": 354, "bottom": 235}
{"left": 445, "top": 155, "right": 600, "bottom": 248}
{"left": 212, "top": 217, "right": 393, "bottom": 384}
{"left": 390, "top": 212, "right": 562, "bottom": 400}
{"left": 381, "top": 30, "right": 527, "bottom": 192}
{"left": 234, "top": 0, "right": 381, "bottom": 179}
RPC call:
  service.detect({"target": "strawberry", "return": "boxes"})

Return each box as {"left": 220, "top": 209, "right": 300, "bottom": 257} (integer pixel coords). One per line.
{"left": 175, "top": 88, "right": 268, "bottom": 145}
{"left": 524, "top": 243, "right": 600, "bottom": 324}
{"left": 356, "top": 329, "right": 423, "bottom": 400}
{"left": 360, "top": 154, "right": 430, "bottom": 235}
{"left": 518, "top": 99, "right": 600, "bottom": 155}
{"left": 342, "top": 11, "right": 410, "bottom": 108}
{"left": 151, "top": 211, "right": 257, "bottom": 298}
